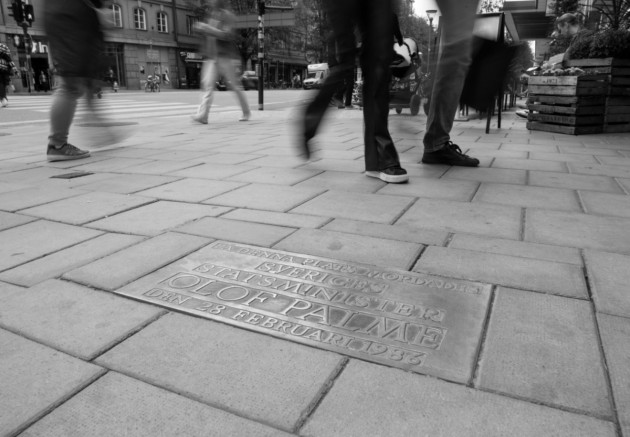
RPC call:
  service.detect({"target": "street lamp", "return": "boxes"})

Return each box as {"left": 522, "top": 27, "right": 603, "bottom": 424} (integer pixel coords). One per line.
{"left": 426, "top": 9, "right": 437, "bottom": 74}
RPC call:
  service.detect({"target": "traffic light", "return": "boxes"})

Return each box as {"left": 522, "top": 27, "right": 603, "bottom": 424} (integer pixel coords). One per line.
{"left": 12, "top": 34, "right": 23, "bottom": 48}
{"left": 10, "top": 0, "right": 24, "bottom": 24}
{"left": 23, "top": 4, "right": 34, "bottom": 26}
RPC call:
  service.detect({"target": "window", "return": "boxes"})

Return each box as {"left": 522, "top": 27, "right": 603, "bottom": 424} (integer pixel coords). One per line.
{"left": 186, "top": 15, "right": 198, "bottom": 35}
{"left": 134, "top": 8, "right": 147, "bottom": 30}
{"left": 112, "top": 4, "right": 122, "bottom": 28}
{"left": 157, "top": 12, "right": 168, "bottom": 33}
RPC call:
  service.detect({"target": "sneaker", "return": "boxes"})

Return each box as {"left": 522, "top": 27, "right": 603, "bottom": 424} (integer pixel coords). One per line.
{"left": 239, "top": 112, "right": 251, "bottom": 122}
{"left": 365, "top": 166, "right": 409, "bottom": 183}
{"left": 191, "top": 115, "right": 208, "bottom": 124}
{"left": 47, "top": 143, "right": 90, "bottom": 162}
{"left": 422, "top": 141, "right": 479, "bottom": 167}
{"left": 1, "top": 98, "right": 7, "bottom": 107}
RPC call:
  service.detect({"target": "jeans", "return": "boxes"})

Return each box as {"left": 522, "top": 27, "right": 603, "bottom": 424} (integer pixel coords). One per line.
{"left": 195, "top": 57, "right": 250, "bottom": 122}
{"left": 423, "top": 0, "right": 478, "bottom": 152}
{"left": 48, "top": 76, "right": 98, "bottom": 147}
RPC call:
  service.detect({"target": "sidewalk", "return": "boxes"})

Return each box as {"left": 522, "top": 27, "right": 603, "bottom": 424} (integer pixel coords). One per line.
{"left": 0, "top": 105, "right": 629, "bottom": 437}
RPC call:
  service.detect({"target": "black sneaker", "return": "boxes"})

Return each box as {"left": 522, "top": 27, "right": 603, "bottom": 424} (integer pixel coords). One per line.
{"left": 365, "top": 166, "right": 409, "bottom": 183}
{"left": 47, "top": 143, "right": 90, "bottom": 162}
{"left": 422, "top": 141, "right": 479, "bottom": 167}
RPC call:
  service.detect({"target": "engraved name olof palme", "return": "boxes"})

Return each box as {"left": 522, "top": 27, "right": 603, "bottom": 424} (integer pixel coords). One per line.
{"left": 213, "top": 242, "right": 482, "bottom": 295}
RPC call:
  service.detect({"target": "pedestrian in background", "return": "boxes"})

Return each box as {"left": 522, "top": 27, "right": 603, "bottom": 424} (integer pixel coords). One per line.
{"left": 421, "top": 0, "right": 480, "bottom": 167}
{"left": 192, "top": 0, "right": 250, "bottom": 124}
{"left": 43, "top": 0, "right": 110, "bottom": 161}
{"left": 0, "top": 42, "right": 18, "bottom": 108}
{"left": 301, "top": 0, "right": 408, "bottom": 184}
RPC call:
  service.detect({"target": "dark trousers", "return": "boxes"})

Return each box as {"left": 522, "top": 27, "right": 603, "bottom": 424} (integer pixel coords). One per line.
{"left": 0, "top": 73, "right": 10, "bottom": 100}
{"left": 303, "top": 0, "right": 400, "bottom": 171}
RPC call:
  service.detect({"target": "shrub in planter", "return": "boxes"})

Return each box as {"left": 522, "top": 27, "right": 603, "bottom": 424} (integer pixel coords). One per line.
{"left": 588, "top": 29, "right": 630, "bottom": 59}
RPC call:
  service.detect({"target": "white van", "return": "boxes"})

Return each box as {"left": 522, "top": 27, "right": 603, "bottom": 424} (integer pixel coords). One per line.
{"left": 303, "top": 63, "right": 329, "bottom": 89}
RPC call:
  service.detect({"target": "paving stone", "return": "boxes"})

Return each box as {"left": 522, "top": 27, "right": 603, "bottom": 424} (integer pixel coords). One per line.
{"left": 0, "top": 279, "right": 164, "bottom": 360}
{"left": 0, "top": 280, "right": 24, "bottom": 299}
{"left": 227, "top": 167, "right": 322, "bottom": 185}
{"left": 0, "top": 220, "right": 102, "bottom": 271}
{"left": 69, "top": 157, "right": 151, "bottom": 172}
{"left": 569, "top": 162, "right": 630, "bottom": 179}
{"left": 116, "top": 159, "right": 204, "bottom": 175}
{"left": 135, "top": 178, "right": 247, "bottom": 202}
{"left": 525, "top": 209, "right": 630, "bottom": 253}
{"left": 222, "top": 208, "right": 330, "bottom": 228}
{"left": 0, "top": 166, "right": 74, "bottom": 184}
{"left": 414, "top": 246, "right": 587, "bottom": 298}
{"left": 530, "top": 151, "right": 599, "bottom": 163}
{"left": 465, "top": 149, "right": 528, "bottom": 159}
{"left": 322, "top": 218, "right": 448, "bottom": 246}
{"left": 580, "top": 191, "right": 630, "bottom": 219}
{"left": 0, "top": 233, "right": 144, "bottom": 287}
{"left": 71, "top": 173, "right": 180, "bottom": 194}
{"left": 206, "top": 184, "right": 325, "bottom": 212}
{"left": 377, "top": 177, "right": 479, "bottom": 201}
{"left": 290, "top": 190, "right": 414, "bottom": 224}
{"left": 147, "top": 149, "right": 217, "bottom": 161}
{"left": 492, "top": 157, "right": 568, "bottom": 172}
{"left": 0, "top": 186, "right": 86, "bottom": 212}
{"left": 19, "top": 192, "right": 154, "bottom": 225}
{"left": 477, "top": 287, "right": 611, "bottom": 418}
{"left": 244, "top": 155, "right": 308, "bottom": 168}
{"left": 597, "top": 313, "right": 630, "bottom": 437}
{"left": 557, "top": 146, "right": 621, "bottom": 156}
{"left": 619, "top": 178, "right": 630, "bottom": 193}
{"left": 293, "top": 170, "right": 386, "bottom": 193}
{"left": 0, "top": 210, "right": 36, "bottom": 231}
{"left": 443, "top": 167, "right": 528, "bottom": 185}
{"left": 529, "top": 170, "right": 623, "bottom": 193}
{"left": 473, "top": 182, "right": 581, "bottom": 211}
{"left": 396, "top": 198, "right": 522, "bottom": 239}
{"left": 63, "top": 232, "right": 210, "bottom": 291}
{"left": 0, "top": 329, "right": 104, "bottom": 436}
{"left": 167, "top": 162, "right": 257, "bottom": 179}
{"left": 598, "top": 156, "right": 630, "bottom": 167}
{"left": 21, "top": 372, "right": 293, "bottom": 437}
{"left": 584, "top": 250, "right": 630, "bottom": 318}
{"left": 301, "top": 359, "right": 615, "bottom": 437}
{"left": 0, "top": 181, "right": 27, "bottom": 194}
{"left": 449, "top": 234, "right": 583, "bottom": 265}
{"left": 274, "top": 228, "right": 422, "bottom": 269}
{"left": 87, "top": 201, "right": 230, "bottom": 236}
{"left": 177, "top": 216, "right": 296, "bottom": 246}
{"left": 302, "top": 158, "right": 366, "bottom": 173}
{"left": 500, "top": 143, "right": 559, "bottom": 153}
{"left": 95, "top": 313, "right": 343, "bottom": 431}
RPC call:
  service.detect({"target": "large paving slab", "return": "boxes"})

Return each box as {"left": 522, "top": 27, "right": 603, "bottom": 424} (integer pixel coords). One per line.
{"left": 112, "top": 241, "right": 491, "bottom": 383}
{"left": 569, "top": 162, "right": 630, "bottom": 179}
{"left": 584, "top": 250, "right": 630, "bottom": 318}
{"left": 19, "top": 191, "right": 154, "bottom": 225}
{"left": 86, "top": 201, "right": 230, "bottom": 235}
{"left": 70, "top": 173, "right": 181, "bottom": 194}
{"left": 166, "top": 162, "right": 257, "bottom": 179}
{"left": 227, "top": 166, "right": 322, "bottom": 185}
{"left": 221, "top": 208, "right": 331, "bottom": 229}
{"left": 597, "top": 314, "right": 630, "bottom": 437}
{"left": 205, "top": 184, "right": 325, "bottom": 212}
{"left": 290, "top": 190, "right": 414, "bottom": 224}
{"left": 492, "top": 157, "right": 568, "bottom": 172}
{"left": 0, "top": 220, "right": 102, "bottom": 271}
{"left": 396, "top": 198, "right": 522, "bottom": 239}
{"left": 133, "top": 178, "right": 246, "bottom": 202}
{"left": 580, "top": 191, "right": 630, "bottom": 219}
{"left": 0, "top": 186, "right": 86, "bottom": 212}
{"left": 293, "top": 170, "right": 387, "bottom": 193}
{"left": 443, "top": 167, "right": 528, "bottom": 184}
{"left": 95, "top": 313, "right": 343, "bottom": 431}
{"left": 524, "top": 209, "right": 630, "bottom": 253}
{"left": 477, "top": 287, "right": 611, "bottom": 418}
{"left": 0, "top": 210, "right": 36, "bottom": 231}
{"left": 20, "top": 372, "right": 293, "bottom": 437}
{"left": 322, "top": 218, "right": 448, "bottom": 246}
{"left": 0, "top": 329, "right": 104, "bottom": 436}
{"left": 473, "top": 183, "right": 581, "bottom": 211}
{"left": 176, "top": 216, "right": 296, "bottom": 246}
{"left": 0, "top": 233, "right": 144, "bottom": 287}
{"left": 414, "top": 246, "right": 588, "bottom": 298}
{"left": 0, "top": 279, "right": 164, "bottom": 360}
{"left": 528, "top": 171, "right": 624, "bottom": 193}
{"left": 63, "top": 232, "right": 210, "bottom": 291}
{"left": 377, "top": 177, "right": 479, "bottom": 201}
{"left": 301, "top": 360, "right": 615, "bottom": 437}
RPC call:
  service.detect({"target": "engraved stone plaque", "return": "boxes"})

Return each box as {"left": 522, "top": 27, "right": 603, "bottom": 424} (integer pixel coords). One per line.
{"left": 114, "top": 241, "right": 492, "bottom": 383}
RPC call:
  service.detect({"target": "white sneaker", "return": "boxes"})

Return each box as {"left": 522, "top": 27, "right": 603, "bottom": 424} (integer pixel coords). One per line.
{"left": 1, "top": 98, "right": 7, "bottom": 107}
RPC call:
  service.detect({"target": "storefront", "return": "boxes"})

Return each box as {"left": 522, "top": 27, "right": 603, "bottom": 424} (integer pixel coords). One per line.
{"left": 180, "top": 51, "right": 203, "bottom": 89}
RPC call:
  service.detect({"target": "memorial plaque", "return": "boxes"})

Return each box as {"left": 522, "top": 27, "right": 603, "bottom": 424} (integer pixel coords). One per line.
{"left": 114, "top": 241, "right": 492, "bottom": 383}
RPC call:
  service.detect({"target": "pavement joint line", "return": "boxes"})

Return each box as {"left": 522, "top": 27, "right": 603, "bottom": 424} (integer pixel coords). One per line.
{"left": 470, "top": 284, "right": 497, "bottom": 388}
{"left": 293, "top": 356, "right": 350, "bottom": 434}
{"left": 576, "top": 190, "right": 588, "bottom": 214}
{"left": 519, "top": 207, "right": 527, "bottom": 241}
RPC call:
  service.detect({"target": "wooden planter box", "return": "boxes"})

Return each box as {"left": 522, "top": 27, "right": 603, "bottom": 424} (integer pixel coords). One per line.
{"left": 565, "top": 58, "right": 630, "bottom": 132}
{"left": 526, "top": 75, "right": 607, "bottom": 135}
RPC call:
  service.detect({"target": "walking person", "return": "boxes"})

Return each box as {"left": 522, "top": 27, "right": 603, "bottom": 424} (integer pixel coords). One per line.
{"left": 0, "top": 43, "right": 18, "bottom": 108}
{"left": 192, "top": 0, "right": 250, "bottom": 124}
{"left": 421, "top": 0, "right": 480, "bottom": 167}
{"left": 43, "top": 0, "right": 110, "bottom": 161}
{"left": 301, "top": 0, "right": 408, "bottom": 184}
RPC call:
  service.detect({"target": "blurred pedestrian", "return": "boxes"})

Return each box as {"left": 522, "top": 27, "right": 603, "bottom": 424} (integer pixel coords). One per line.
{"left": 192, "top": 0, "right": 250, "bottom": 124}
{"left": 301, "top": 0, "right": 408, "bottom": 184}
{"left": 421, "top": 0, "right": 480, "bottom": 167}
{"left": 0, "top": 43, "right": 18, "bottom": 108}
{"left": 43, "top": 0, "right": 110, "bottom": 161}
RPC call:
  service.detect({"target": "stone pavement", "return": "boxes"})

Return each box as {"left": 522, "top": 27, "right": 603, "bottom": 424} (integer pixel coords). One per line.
{"left": 1, "top": 104, "right": 629, "bottom": 437}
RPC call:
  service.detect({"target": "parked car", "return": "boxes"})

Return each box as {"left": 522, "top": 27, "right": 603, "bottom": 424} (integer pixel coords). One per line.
{"left": 241, "top": 71, "right": 258, "bottom": 90}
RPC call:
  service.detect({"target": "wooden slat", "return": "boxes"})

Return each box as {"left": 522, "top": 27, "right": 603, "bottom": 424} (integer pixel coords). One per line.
{"left": 528, "top": 113, "right": 603, "bottom": 125}
{"left": 527, "top": 121, "right": 603, "bottom": 135}
{"left": 527, "top": 104, "right": 604, "bottom": 115}
{"left": 528, "top": 85, "right": 607, "bottom": 96}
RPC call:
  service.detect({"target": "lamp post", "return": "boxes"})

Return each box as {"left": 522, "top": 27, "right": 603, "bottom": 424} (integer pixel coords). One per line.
{"left": 426, "top": 9, "right": 437, "bottom": 74}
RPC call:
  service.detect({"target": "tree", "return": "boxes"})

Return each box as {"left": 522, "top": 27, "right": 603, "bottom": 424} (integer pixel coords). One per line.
{"left": 590, "top": 0, "right": 630, "bottom": 30}
{"left": 478, "top": 0, "right": 504, "bottom": 13}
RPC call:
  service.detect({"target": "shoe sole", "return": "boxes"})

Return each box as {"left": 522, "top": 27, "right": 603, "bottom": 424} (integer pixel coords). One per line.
{"left": 365, "top": 171, "right": 409, "bottom": 184}
{"left": 421, "top": 159, "right": 479, "bottom": 167}
{"left": 47, "top": 153, "right": 91, "bottom": 162}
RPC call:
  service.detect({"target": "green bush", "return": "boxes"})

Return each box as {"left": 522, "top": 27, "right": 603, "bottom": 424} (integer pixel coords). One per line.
{"left": 566, "top": 33, "right": 593, "bottom": 59}
{"left": 588, "top": 29, "right": 630, "bottom": 58}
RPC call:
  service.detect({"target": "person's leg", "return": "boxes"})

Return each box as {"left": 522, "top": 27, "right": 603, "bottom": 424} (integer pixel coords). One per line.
{"left": 422, "top": 0, "right": 479, "bottom": 165}
{"left": 358, "top": 0, "right": 403, "bottom": 174}
{"left": 194, "top": 59, "right": 217, "bottom": 123}
{"left": 219, "top": 57, "right": 251, "bottom": 120}
{"left": 0, "top": 74, "right": 8, "bottom": 103}
{"left": 47, "top": 76, "right": 90, "bottom": 161}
